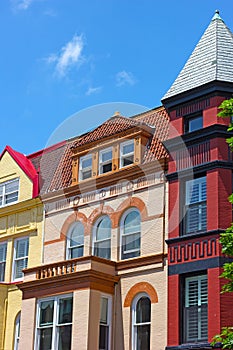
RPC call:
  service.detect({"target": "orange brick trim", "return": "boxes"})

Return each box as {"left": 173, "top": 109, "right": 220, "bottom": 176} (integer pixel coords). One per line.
{"left": 60, "top": 211, "right": 88, "bottom": 239}
{"left": 115, "top": 197, "right": 148, "bottom": 225}
{"left": 124, "top": 282, "right": 158, "bottom": 307}
{"left": 87, "top": 205, "right": 115, "bottom": 234}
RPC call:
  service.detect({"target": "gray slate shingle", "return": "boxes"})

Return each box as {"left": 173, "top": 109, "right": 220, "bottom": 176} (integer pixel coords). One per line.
{"left": 162, "top": 11, "right": 233, "bottom": 100}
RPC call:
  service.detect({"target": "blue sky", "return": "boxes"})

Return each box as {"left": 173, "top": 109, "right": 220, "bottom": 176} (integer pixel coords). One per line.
{"left": 1, "top": 0, "right": 233, "bottom": 155}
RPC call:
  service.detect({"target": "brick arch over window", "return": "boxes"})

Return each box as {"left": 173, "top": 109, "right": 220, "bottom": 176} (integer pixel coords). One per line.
{"left": 60, "top": 212, "right": 88, "bottom": 239}
{"left": 124, "top": 282, "right": 158, "bottom": 307}
{"left": 87, "top": 205, "right": 115, "bottom": 234}
{"left": 115, "top": 197, "right": 148, "bottom": 226}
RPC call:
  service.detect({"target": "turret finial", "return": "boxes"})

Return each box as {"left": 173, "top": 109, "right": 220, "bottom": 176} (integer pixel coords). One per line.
{"left": 212, "top": 9, "right": 222, "bottom": 21}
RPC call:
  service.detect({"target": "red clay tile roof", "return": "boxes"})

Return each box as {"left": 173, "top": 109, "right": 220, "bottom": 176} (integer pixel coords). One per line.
{"left": 47, "top": 107, "right": 169, "bottom": 193}
{"left": 73, "top": 116, "right": 151, "bottom": 148}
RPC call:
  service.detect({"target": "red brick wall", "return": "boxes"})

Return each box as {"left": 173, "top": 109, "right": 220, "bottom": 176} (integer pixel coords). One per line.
{"left": 167, "top": 274, "right": 180, "bottom": 346}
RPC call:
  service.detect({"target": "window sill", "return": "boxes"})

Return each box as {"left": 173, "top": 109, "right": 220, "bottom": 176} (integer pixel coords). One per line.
{"left": 166, "top": 342, "right": 211, "bottom": 350}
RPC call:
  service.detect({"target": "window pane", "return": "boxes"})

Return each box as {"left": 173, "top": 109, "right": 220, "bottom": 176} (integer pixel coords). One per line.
{"left": 82, "top": 157, "right": 92, "bottom": 169}
{"left": 5, "top": 179, "right": 19, "bottom": 193}
{"left": 101, "top": 163, "right": 112, "bottom": 173}
{"left": 101, "top": 150, "right": 112, "bottom": 162}
{"left": 40, "top": 300, "right": 54, "bottom": 326}
{"left": 124, "top": 211, "right": 140, "bottom": 235}
{"left": 100, "top": 298, "right": 108, "bottom": 324}
{"left": 58, "top": 325, "right": 72, "bottom": 350}
{"left": 0, "top": 185, "right": 3, "bottom": 195}
{"left": 16, "top": 239, "right": 29, "bottom": 258}
{"left": 99, "top": 325, "right": 109, "bottom": 350}
{"left": 136, "top": 297, "right": 151, "bottom": 323}
{"left": 0, "top": 243, "right": 7, "bottom": 261}
{"left": 96, "top": 217, "right": 111, "bottom": 240}
{"left": 123, "top": 232, "right": 140, "bottom": 252}
{"left": 39, "top": 328, "right": 53, "bottom": 350}
{"left": 0, "top": 262, "right": 6, "bottom": 281}
{"left": 94, "top": 240, "right": 111, "bottom": 260}
{"left": 188, "top": 116, "right": 203, "bottom": 132}
{"left": 136, "top": 325, "right": 150, "bottom": 350}
{"left": 70, "top": 246, "right": 83, "bottom": 259}
{"left": 5, "top": 193, "right": 18, "bottom": 204}
{"left": 122, "top": 155, "right": 134, "bottom": 167}
{"left": 82, "top": 169, "right": 92, "bottom": 180}
{"left": 70, "top": 223, "right": 84, "bottom": 246}
{"left": 123, "top": 142, "right": 134, "bottom": 155}
{"left": 58, "top": 298, "right": 73, "bottom": 324}
{"left": 15, "top": 258, "right": 28, "bottom": 279}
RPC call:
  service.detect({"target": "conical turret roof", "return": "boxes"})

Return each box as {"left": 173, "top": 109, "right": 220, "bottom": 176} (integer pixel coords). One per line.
{"left": 162, "top": 11, "right": 233, "bottom": 100}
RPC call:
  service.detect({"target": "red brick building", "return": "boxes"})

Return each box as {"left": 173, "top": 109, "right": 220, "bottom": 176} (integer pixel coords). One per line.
{"left": 162, "top": 10, "right": 233, "bottom": 349}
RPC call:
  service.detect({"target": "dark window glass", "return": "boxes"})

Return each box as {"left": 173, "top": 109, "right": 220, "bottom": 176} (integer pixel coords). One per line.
{"left": 185, "top": 116, "right": 203, "bottom": 133}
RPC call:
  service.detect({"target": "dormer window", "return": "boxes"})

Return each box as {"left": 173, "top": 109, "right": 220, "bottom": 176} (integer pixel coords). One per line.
{"left": 0, "top": 178, "right": 19, "bottom": 207}
{"left": 99, "top": 148, "right": 112, "bottom": 174}
{"left": 185, "top": 115, "right": 203, "bottom": 133}
{"left": 120, "top": 140, "right": 134, "bottom": 168}
{"left": 79, "top": 155, "right": 92, "bottom": 180}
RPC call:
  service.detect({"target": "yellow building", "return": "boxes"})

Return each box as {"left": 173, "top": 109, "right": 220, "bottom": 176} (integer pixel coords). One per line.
{"left": 0, "top": 145, "right": 43, "bottom": 350}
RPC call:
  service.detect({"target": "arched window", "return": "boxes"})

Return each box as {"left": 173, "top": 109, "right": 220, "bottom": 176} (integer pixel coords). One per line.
{"left": 132, "top": 294, "right": 151, "bottom": 350}
{"left": 121, "top": 209, "right": 141, "bottom": 260}
{"left": 14, "top": 313, "right": 21, "bottom": 350}
{"left": 93, "top": 216, "right": 111, "bottom": 260}
{"left": 66, "top": 222, "right": 84, "bottom": 259}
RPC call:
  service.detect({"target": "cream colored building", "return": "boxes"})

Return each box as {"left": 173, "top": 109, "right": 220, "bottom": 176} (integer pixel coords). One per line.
{"left": 19, "top": 107, "right": 169, "bottom": 350}
{"left": 0, "top": 146, "right": 43, "bottom": 350}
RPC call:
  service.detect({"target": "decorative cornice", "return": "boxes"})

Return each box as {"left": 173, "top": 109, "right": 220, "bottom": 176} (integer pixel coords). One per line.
{"left": 166, "top": 229, "right": 224, "bottom": 245}
{"left": 166, "top": 160, "right": 233, "bottom": 181}
{"left": 163, "top": 124, "right": 231, "bottom": 151}
{"left": 0, "top": 197, "right": 42, "bottom": 218}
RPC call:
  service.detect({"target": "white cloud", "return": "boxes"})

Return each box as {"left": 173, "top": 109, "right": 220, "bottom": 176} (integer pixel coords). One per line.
{"left": 46, "top": 34, "right": 84, "bottom": 77}
{"left": 11, "top": 0, "right": 35, "bottom": 10}
{"left": 85, "top": 86, "right": 102, "bottom": 96}
{"left": 116, "top": 70, "right": 136, "bottom": 87}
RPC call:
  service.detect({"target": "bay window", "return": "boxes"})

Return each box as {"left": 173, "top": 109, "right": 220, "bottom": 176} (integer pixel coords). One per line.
{"left": 36, "top": 294, "right": 73, "bottom": 350}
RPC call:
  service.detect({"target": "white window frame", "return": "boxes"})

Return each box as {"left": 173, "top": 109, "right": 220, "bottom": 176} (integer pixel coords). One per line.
{"left": 99, "top": 147, "right": 113, "bottom": 175}
{"left": 132, "top": 292, "right": 151, "bottom": 350}
{"left": 184, "top": 274, "right": 208, "bottom": 342}
{"left": 79, "top": 154, "right": 92, "bottom": 181}
{"left": 120, "top": 140, "right": 134, "bottom": 168}
{"left": 35, "top": 293, "right": 73, "bottom": 350}
{"left": 0, "top": 241, "right": 7, "bottom": 282}
{"left": 66, "top": 222, "right": 84, "bottom": 260}
{"left": 14, "top": 313, "right": 21, "bottom": 350}
{"left": 120, "top": 208, "right": 141, "bottom": 260}
{"left": 92, "top": 216, "right": 111, "bottom": 260}
{"left": 12, "top": 237, "right": 29, "bottom": 281}
{"left": 185, "top": 176, "right": 207, "bottom": 234}
{"left": 99, "top": 294, "right": 112, "bottom": 350}
{"left": 0, "top": 178, "right": 19, "bottom": 207}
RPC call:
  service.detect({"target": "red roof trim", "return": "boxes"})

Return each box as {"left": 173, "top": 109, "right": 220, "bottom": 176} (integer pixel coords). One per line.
{"left": 0, "top": 146, "right": 39, "bottom": 198}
